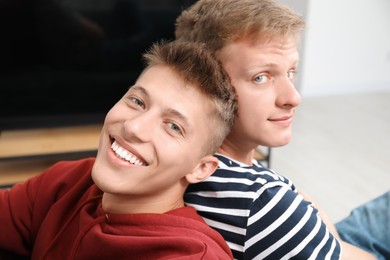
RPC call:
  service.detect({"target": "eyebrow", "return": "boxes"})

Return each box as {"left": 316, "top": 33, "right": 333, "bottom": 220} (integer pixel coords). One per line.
{"left": 130, "top": 85, "right": 149, "bottom": 96}
{"left": 164, "top": 108, "right": 190, "bottom": 130}
{"left": 261, "top": 60, "right": 299, "bottom": 69}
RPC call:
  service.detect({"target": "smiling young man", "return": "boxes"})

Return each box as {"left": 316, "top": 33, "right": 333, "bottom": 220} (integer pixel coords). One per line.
{"left": 176, "top": 0, "right": 377, "bottom": 259}
{"left": 0, "top": 40, "right": 237, "bottom": 259}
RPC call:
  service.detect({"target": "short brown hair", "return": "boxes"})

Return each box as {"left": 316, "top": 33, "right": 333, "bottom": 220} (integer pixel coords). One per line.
{"left": 175, "top": 0, "right": 305, "bottom": 52}
{"left": 142, "top": 40, "right": 238, "bottom": 154}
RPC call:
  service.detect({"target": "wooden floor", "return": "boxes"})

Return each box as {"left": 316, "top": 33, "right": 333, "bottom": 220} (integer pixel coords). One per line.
{"left": 271, "top": 91, "right": 390, "bottom": 222}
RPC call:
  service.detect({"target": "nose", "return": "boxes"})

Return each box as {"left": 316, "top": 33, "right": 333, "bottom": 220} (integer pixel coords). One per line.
{"left": 275, "top": 78, "right": 302, "bottom": 108}
{"left": 123, "top": 111, "right": 156, "bottom": 142}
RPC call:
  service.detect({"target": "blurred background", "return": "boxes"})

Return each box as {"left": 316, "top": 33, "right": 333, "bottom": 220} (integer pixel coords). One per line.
{"left": 0, "top": 0, "right": 196, "bottom": 130}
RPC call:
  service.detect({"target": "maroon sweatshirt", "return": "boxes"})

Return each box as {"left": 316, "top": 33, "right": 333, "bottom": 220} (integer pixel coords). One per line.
{"left": 0, "top": 158, "right": 233, "bottom": 259}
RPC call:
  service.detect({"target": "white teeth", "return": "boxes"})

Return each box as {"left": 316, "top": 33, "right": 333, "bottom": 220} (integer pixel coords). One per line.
{"left": 111, "top": 141, "right": 145, "bottom": 166}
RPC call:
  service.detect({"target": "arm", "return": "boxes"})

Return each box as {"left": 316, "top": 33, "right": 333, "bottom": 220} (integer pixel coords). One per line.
{"left": 0, "top": 181, "right": 37, "bottom": 255}
{"left": 0, "top": 160, "right": 86, "bottom": 256}
{"left": 245, "top": 184, "right": 341, "bottom": 259}
{"left": 298, "top": 190, "right": 377, "bottom": 260}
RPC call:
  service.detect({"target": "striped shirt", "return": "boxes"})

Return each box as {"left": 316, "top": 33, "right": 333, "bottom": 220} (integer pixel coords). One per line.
{"left": 184, "top": 154, "right": 341, "bottom": 259}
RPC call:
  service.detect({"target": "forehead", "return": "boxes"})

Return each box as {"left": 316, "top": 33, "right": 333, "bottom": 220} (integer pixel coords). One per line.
{"left": 135, "top": 65, "right": 187, "bottom": 93}
{"left": 217, "top": 36, "right": 299, "bottom": 68}
{"left": 133, "top": 65, "right": 214, "bottom": 122}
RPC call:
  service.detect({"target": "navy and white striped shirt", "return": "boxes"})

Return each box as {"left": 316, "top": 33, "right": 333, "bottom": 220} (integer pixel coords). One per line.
{"left": 184, "top": 154, "right": 341, "bottom": 259}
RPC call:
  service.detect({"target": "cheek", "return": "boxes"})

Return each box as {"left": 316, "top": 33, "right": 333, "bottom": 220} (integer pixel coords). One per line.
{"left": 162, "top": 138, "right": 200, "bottom": 167}
{"left": 104, "top": 106, "right": 134, "bottom": 131}
{"left": 105, "top": 105, "right": 123, "bottom": 122}
{"left": 235, "top": 96, "right": 272, "bottom": 131}
{"left": 236, "top": 90, "right": 261, "bottom": 117}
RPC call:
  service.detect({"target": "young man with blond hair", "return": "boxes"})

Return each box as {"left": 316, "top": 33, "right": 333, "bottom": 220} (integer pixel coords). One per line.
{"left": 176, "top": 0, "right": 377, "bottom": 259}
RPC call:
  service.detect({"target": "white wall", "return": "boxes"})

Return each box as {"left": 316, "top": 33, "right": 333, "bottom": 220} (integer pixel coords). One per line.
{"left": 298, "top": 0, "right": 390, "bottom": 97}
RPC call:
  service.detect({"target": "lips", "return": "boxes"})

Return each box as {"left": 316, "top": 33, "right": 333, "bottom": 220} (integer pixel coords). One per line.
{"left": 111, "top": 140, "right": 147, "bottom": 166}
{"left": 269, "top": 115, "right": 292, "bottom": 122}
{"left": 268, "top": 115, "right": 293, "bottom": 127}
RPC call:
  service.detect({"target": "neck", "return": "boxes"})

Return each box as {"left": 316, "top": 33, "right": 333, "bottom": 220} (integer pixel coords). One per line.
{"left": 218, "top": 140, "right": 255, "bottom": 165}
{"left": 101, "top": 193, "right": 185, "bottom": 214}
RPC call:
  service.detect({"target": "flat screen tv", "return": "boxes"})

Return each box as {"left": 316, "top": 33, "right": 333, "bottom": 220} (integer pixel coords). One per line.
{"left": 0, "top": 0, "right": 196, "bottom": 130}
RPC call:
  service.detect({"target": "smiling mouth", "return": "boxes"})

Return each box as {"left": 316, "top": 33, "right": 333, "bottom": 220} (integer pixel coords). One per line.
{"left": 111, "top": 140, "right": 147, "bottom": 166}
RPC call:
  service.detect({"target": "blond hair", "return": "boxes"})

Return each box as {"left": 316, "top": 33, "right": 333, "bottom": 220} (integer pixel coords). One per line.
{"left": 175, "top": 0, "right": 305, "bottom": 51}
{"left": 143, "top": 40, "right": 238, "bottom": 154}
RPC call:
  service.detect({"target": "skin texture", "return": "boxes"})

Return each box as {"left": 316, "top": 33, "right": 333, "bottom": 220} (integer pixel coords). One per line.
{"left": 92, "top": 65, "right": 219, "bottom": 214}
{"left": 217, "top": 36, "right": 301, "bottom": 165}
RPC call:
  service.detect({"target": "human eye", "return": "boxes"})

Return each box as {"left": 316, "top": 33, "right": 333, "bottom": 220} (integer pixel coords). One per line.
{"left": 129, "top": 97, "right": 145, "bottom": 109}
{"left": 253, "top": 74, "right": 269, "bottom": 84}
{"left": 287, "top": 70, "right": 297, "bottom": 82}
{"left": 166, "top": 122, "right": 183, "bottom": 136}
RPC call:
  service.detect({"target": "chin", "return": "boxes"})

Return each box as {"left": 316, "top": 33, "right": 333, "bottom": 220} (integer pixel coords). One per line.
{"left": 91, "top": 160, "right": 113, "bottom": 191}
{"left": 276, "top": 139, "right": 292, "bottom": 147}
{"left": 91, "top": 162, "right": 104, "bottom": 188}
{"left": 265, "top": 135, "right": 292, "bottom": 148}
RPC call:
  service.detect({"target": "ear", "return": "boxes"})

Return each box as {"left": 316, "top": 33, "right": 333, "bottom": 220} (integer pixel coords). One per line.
{"left": 186, "top": 155, "right": 219, "bottom": 184}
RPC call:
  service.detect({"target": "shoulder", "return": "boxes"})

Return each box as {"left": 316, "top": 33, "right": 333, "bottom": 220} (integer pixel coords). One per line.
{"left": 193, "top": 154, "right": 295, "bottom": 192}
{"left": 45, "top": 157, "right": 95, "bottom": 174}
{"left": 41, "top": 157, "right": 95, "bottom": 180}
{"left": 185, "top": 154, "right": 297, "bottom": 210}
{"left": 1, "top": 158, "right": 99, "bottom": 251}
{"left": 32, "top": 158, "right": 95, "bottom": 189}
{"left": 12, "top": 158, "right": 97, "bottom": 204}
{"left": 132, "top": 207, "right": 234, "bottom": 259}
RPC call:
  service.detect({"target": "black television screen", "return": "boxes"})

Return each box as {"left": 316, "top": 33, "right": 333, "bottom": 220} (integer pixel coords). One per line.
{"left": 0, "top": 0, "right": 195, "bottom": 130}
